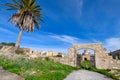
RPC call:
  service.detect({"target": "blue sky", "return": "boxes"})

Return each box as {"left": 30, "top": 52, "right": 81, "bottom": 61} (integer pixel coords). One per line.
{"left": 0, "top": 0, "right": 120, "bottom": 53}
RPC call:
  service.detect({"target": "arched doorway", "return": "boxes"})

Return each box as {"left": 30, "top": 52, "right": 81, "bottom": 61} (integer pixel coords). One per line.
{"left": 76, "top": 48, "right": 95, "bottom": 68}
{"left": 68, "top": 43, "right": 110, "bottom": 69}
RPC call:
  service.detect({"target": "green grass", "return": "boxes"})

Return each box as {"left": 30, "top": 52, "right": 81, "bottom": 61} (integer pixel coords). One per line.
{"left": 91, "top": 68, "right": 119, "bottom": 80}
{"left": 79, "top": 60, "right": 119, "bottom": 80}
{"left": 0, "top": 56, "right": 76, "bottom": 80}
{"left": 1, "top": 56, "right": 119, "bottom": 80}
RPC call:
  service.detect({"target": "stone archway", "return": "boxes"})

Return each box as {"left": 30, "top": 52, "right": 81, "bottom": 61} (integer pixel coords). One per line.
{"left": 77, "top": 49, "right": 95, "bottom": 68}
{"left": 68, "top": 43, "right": 109, "bottom": 69}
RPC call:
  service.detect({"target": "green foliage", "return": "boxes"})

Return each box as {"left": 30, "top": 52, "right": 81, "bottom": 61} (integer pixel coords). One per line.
{"left": 0, "top": 46, "right": 3, "bottom": 49}
{"left": 1, "top": 42, "right": 7, "bottom": 45}
{"left": 55, "top": 54, "right": 62, "bottom": 57}
{"left": 91, "top": 68, "right": 119, "bottom": 80}
{"left": 0, "top": 42, "right": 15, "bottom": 49}
{"left": 15, "top": 49, "right": 25, "bottom": 55}
{"left": 3, "top": 0, "right": 43, "bottom": 32}
{"left": 0, "top": 42, "right": 15, "bottom": 46}
{"left": 0, "top": 56, "right": 75, "bottom": 80}
{"left": 117, "top": 69, "right": 120, "bottom": 72}
{"left": 81, "top": 61, "right": 91, "bottom": 70}
{"left": 45, "top": 57, "right": 50, "bottom": 61}
{"left": 7, "top": 42, "right": 15, "bottom": 46}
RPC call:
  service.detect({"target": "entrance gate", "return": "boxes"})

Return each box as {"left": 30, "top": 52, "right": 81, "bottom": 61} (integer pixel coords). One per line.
{"left": 68, "top": 43, "right": 109, "bottom": 69}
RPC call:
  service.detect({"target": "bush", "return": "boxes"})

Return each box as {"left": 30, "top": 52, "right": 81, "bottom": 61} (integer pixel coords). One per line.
{"left": 15, "top": 49, "right": 25, "bottom": 55}
{"left": 81, "top": 61, "right": 91, "bottom": 70}
{"left": 1, "top": 42, "right": 15, "bottom": 46}
{"left": 0, "top": 46, "right": 3, "bottom": 49}
{"left": 1, "top": 42, "right": 7, "bottom": 45}
{"left": 7, "top": 42, "right": 15, "bottom": 46}
{"left": 55, "top": 54, "right": 62, "bottom": 57}
{"left": 45, "top": 57, "right": 50, "bottom": 61}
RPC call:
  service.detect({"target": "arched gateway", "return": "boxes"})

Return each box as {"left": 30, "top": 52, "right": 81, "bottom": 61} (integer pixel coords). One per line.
{"left": 68, "top": 43, "right": 110, "bottom": 69}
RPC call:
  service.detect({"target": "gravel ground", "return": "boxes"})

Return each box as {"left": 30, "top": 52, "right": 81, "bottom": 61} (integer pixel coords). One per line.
{"left": 64, "top": 70, "right": 114, "bottom": 80}
{"left": 0, "top": 67, "right": 24, "bottom": 80}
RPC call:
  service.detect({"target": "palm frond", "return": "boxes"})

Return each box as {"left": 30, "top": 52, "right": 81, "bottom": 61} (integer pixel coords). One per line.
{"left": 2, "top": 3, "right": 19, "bottom": 10}
{"left": 3, "top": 0, "right": 43, "bottom": 32}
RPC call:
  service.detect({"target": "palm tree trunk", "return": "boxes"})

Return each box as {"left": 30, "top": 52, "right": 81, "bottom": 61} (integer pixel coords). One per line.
{"left": 15, "top": 29, "right": 23, "bottom": 50}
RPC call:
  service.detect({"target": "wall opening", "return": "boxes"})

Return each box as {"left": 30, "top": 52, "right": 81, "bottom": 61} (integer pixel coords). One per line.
{"left": 76, "top": 48, "right": 95, "bottom": 68}
{"left": 84, "top": 58, "right": 87, "bottom": 61}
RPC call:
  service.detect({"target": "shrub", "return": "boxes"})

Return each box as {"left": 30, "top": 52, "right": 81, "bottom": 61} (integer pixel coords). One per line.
{"left": 0, "top": 46, "right": 3, "bottom": 49}
{"left": 15, "top": 49, "right": 25, "bottom": 55}
{"left": 7, "top": 42, "right": 15, "bottom": 46}
{"left": 1, "top": 42, "right": 15, "bottom": 46}
{"left": 55, "top": 54, "right": 62, "bottom": 57}
{"left": 45, "top": 57, "right": 50, "bottom": 61}
{"left": 81, "top": 61, "right": 91, "bottom": 70}
{"left": 1, "top": 42, "right": 7, "bottom": 45}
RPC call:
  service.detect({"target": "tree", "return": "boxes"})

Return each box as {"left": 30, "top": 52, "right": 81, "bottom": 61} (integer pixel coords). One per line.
{"left": 3, "top": 0, "right": 43, "bottom": 50}
{"left": 81, "top": 61, "right": 91, "bottom": 70}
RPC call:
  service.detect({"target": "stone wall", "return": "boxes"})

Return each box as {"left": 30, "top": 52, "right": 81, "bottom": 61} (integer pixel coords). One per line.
{"left": 0, "top": 44, "right": 120, "bottom": 69}
{"left": 27, "top": 50, "right": 41, "bottom": 59}
{"left": 108, "top": 56, "right": 120, "bottom": 69}
{"left": 46, "top": 51, "right": 58, "bottom": 57}
{"left": 110, "top": 60, "right": 120, "bottom": 69}
{"left": 68, "top": 48, "right": 76, "bottom": 66}
{"left": 0, "top": 46, "right": 31, "bottom": 54}
{"left": 50, "top": 57, "right": 69, "bottom": 65}
{"left": 67, "top": 43, "right": 120, "bottom": 69}
{"left": 0, "top": 46, "right": 41, "bottom": 59}
{"left": 17, "top": 48, "right": 31, "bottom": 54}
{"left": 0, "top": 46, "right": 15, "bottom": 52}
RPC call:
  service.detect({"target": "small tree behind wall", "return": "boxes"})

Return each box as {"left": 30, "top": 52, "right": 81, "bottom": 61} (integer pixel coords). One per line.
{"left": 81, "top": 60, "right": 91, "bottom": 70}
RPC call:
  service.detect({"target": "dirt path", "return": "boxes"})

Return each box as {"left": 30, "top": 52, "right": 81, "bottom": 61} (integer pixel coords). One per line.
{"left": 64, "top": 70, "right": 114, "bottom": 80}
{"left": 0, "top": 67, "right": 24, "bottom": 80}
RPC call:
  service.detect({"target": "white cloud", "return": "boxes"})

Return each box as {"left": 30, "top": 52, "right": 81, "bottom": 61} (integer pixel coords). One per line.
{"left": 78, "top": 0, "right": 83, "bottom": 16}
{"left": 104, "top": 37, "right": 120, "bottom": 52}
{"left": 50, "top": 35, "right": 80, "bottom": 44}
{"left": 21, "top": 35, "right": 120, "bottom": 53}
{"left": 20, "top": 33, "right": 85, "bottom": 53}
{"left": 0, "top": 27, "right": 15, "bottom": 35}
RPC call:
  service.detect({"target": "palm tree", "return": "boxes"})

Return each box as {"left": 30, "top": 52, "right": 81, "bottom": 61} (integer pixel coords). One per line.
{"left": 3, "top": 0, "right": 43, "bottom": 50}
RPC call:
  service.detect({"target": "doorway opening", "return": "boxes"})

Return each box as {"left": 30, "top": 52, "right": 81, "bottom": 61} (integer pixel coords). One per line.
{"left": 76, "top": 48, "right": 95, "bottom": 68}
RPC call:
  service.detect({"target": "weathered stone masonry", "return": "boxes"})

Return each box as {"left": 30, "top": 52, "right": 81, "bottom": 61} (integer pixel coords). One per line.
{"left": 51, "top": 43, "right": 120, "bottom": 69}
{"left": 0, "top": 43, "right": 120, "bottom": 69}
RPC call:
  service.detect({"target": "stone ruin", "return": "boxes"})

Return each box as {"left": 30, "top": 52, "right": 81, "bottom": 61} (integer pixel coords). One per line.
{"left": 0, "top": 46, "right": 15, "bottom": 52}
{"left": 51, "top": 43, "right": 120, "bottom": 69}
{"left": 0, "top": 46, "right": 64, "bottom": 59}
{"left": 0, "top": 43, "right": 120, "bottom": 69}
{"left": 0, "top": 46, "right": 41, "bottom": 59}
